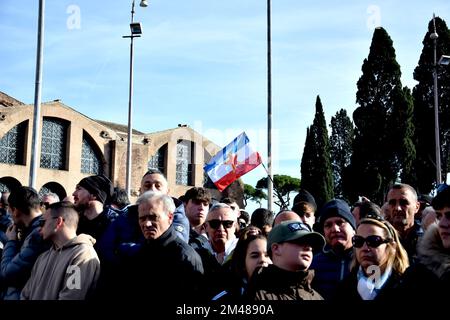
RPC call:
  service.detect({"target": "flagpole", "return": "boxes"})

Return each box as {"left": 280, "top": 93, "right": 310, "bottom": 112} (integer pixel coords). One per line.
{"left": 267, "top": 0, "right": 274, "bottom": 212}
{"left": 260, "top": 162, "right": 288, "bottom": 210}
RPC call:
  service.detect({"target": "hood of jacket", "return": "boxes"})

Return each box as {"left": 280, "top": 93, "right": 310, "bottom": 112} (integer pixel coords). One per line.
{"left": 417, "top": 224, "right": 450, "bottom": 279}
{"left": 56, "top": 233, "right": 96, "bottom": 251}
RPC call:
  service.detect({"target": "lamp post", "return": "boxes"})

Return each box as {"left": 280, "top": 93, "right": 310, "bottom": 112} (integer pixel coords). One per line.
{"left": 124, "top": 0, "right": 147, "bottom": 197}
{"left": 267, "top": 0, "right": 273, "bottom": 212}
{"left": 430, "top": 15, "right": 441, "bottom": 185}
{"left": 29, "top": 0, "right": 45, "bottom": 189}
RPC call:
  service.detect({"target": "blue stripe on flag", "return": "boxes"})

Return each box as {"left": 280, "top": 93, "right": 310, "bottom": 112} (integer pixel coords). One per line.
{"left": 203, "top": 132, "right": 249, "bottom": 172}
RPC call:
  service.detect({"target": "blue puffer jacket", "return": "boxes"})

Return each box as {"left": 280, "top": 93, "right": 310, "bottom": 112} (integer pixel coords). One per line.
{"left": 96, "top": 204, "right": 144, "bottom": 265}
{"left": 0, "top": 212, "right": 12, "bottom": 245}
{"left": 0, "top": 216, "right": 50, "bottom": 300}
{"left": 310, "top": 246, "right": 353, "bottom": 300}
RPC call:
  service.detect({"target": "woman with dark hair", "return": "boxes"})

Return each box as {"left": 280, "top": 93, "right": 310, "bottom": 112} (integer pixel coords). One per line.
{"left": 212, "top": 227, "right": 271, "bottom": 301}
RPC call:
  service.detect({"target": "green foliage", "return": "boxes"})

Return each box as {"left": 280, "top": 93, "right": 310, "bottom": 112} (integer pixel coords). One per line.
{"left": 346, "top": 27, "right": 414, "bottom": 204}
{"left": 330, "top": 109, "right": 354, "bottom": 198}
{"left": 243, "top": 184, "right": 267, "bottom": 208}
{"left": 256, "top": 175, "right": 300, "bottom": 210}
{"left": 300, "top": 96, "right": 334, "bottom": 208}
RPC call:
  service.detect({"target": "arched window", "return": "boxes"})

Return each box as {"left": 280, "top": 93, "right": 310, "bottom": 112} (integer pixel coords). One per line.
{"left": 0, "top": 121, "right": 27, "bottom": 165}
{"left": 148, "top": 144, "right": 167, "bottom": 174}
{"left": 40, "top": 118, "right": 68, "bottom": 170}
{"left": 0, "top": 182, "right": 9, "bottom": 193}
{"left": 39, "top": 182, "right": 67, "bottom": 201}
{"left": 175, "top": 140, "right": 194, "bottom": 186}
{"left": 176, "top": 140, "right": 193, "bottom": 186}
{"left": 81, "top": 134, "right": 102, "bottom": 174}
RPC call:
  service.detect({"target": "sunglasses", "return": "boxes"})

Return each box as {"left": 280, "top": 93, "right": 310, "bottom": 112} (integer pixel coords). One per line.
{"left": 38, "top": 216, "right": 59, "bottom": 227}
{"left": 287, "top": 221, "right": 312, "bottom": 232}
{"left": 352, "top": 235, "right": 391, "bottom": 248}
{"left": 207, "top": 219, "right": 234, "bottom": 229}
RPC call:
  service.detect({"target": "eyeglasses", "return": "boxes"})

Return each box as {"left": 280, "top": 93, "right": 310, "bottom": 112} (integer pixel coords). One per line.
{"left": 352, "top": 235, "right": 391, "bottom": 248}
{"left": 207, "top": 219, "right": 234, "bottom": 229}
{"left": 38, "top": 217, "right": 59, "bottom": 227}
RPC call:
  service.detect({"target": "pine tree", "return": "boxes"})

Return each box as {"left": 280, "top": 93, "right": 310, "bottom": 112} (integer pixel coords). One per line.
{"left": 330, "top": 109, "right": 354, "bottom": 198}
{"left": 348, "top": 27, "right": 413, "bottom": 203}
{"left": 300, "top": 96, "right": 334, "bottom": 209}
{"left": 256, "top": 175, "right": 300, "bottom": 210}
{"left": 412, "top": 16, "right": 450, "bottom": 192}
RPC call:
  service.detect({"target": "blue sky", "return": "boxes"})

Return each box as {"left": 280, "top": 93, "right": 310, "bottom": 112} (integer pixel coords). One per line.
{"left": 1, "top": 1, "right": 449, "bottom": 211}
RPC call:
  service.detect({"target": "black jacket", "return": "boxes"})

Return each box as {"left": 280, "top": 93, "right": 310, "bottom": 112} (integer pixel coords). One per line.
{"left": 120, "top": 225, "right": 205, "bottom": 302}
{"left": 333, "top": 268, "right": 404, "bottom": 302}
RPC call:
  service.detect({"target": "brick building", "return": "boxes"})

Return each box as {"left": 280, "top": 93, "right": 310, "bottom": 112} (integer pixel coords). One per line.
{"left": 0, "top": 91, "right": 244, "bottom": 205}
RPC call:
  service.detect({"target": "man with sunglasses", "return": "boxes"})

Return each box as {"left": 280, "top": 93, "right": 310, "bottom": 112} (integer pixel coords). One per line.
{"left": 310, "top": 199, "right": 356, "bottom": 300}
{"left": 194, "top": 203, "right": 239, "bottom": 299}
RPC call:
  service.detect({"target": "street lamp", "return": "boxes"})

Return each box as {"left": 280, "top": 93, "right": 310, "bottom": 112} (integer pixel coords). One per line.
{"left": 267, "top": 0, "right": 273, "bottom": 212}
{"left": 430, "top": 14, "right": 450, "bottom": 186}
{"left": 29, "top": 0, "right": 45, "bottom": 189}
{"left": 123, "top": 0, "right": 147, "bottom": 197}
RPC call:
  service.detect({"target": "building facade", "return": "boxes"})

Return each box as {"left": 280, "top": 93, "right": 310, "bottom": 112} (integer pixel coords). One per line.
{"left": 0, "top": 91, "right": 244, "bottom": 205}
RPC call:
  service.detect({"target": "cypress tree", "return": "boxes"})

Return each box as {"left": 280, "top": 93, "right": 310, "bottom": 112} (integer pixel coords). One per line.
{"left": 330, "top": 109, "right": 354, "bottom": 199}
{"left": 348, "top": 27, "right": 412, "bottom": 203}
{"left": 300, "top": 96, "right": 334, "bottom": 209}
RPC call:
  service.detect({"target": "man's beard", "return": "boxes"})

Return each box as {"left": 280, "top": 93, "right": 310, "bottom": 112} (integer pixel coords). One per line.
{"left": 74, "top": 201, "right": 89, "bottom": 213}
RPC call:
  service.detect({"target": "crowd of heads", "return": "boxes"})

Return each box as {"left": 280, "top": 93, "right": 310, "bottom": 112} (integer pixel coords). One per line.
{"left": 1, "top": 173, "right": 449, "bottom": 302}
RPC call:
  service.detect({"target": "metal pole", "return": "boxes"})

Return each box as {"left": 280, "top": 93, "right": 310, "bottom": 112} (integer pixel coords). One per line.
{"left": 29, "top": 0, "right": 45, "bottom": 189}
{"left": 431, "top": 14, "right": 442, "bottom": 185}
{"left": 126, "top": 1, "right": 136, "bottom": 197}
{"left": 267, "top": 0, "right": 273, "bottom": 212}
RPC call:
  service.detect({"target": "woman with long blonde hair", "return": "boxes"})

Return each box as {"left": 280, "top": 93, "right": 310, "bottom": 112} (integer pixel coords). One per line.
{"left": 334, "top": 213, "right": 409, "bottom": 301}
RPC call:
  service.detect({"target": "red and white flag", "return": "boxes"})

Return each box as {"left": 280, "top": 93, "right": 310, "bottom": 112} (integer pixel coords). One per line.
{"left": 204, "top": 132, "right": 262, "bottom": 192}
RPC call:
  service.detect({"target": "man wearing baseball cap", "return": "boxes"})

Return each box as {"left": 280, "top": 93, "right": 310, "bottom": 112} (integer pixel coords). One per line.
{"left": 310, "top": 199, "right": 356, "bottom": 300}
{"left": 246, "top": 220, "right": 325, "bottom": 300}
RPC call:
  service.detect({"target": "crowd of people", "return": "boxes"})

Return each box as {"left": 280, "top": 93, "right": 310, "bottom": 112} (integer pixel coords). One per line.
{"left": 0, "top": 170, "right": 448, "bottom": 303}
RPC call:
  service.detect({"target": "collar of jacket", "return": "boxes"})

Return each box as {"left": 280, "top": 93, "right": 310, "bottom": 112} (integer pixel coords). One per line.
{"left": 323, "top": 244, "right": 353, "bottom": 259}
{"left": 144, "top": 224, "right": 178, "bottom": 248}
{"left": 264, "top": 264, "right": 315, "bottom": 290}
